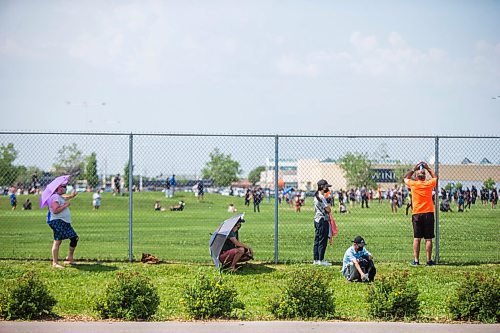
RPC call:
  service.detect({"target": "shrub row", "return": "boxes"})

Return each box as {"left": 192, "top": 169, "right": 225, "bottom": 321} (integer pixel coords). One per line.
{"left": 0, "top": 270, "right": 498, "bottom": 322}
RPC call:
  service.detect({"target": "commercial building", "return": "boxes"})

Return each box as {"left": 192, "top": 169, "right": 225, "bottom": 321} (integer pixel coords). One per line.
{"left": 259, "top": 158, "right": 499, "bottom": 190}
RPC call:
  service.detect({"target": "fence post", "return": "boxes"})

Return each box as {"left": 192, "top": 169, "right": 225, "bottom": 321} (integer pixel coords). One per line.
{"left": 128, "top": 133, "right": 134, "bottom": 262}
{"left": 274, "top": 135, "right": 279, "bottom": 264}
{"left": 434, "top": 136, "right": 440, "bottom": 263}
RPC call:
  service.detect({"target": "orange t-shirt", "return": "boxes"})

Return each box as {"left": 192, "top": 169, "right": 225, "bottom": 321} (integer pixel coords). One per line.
{"left": 404, "top": 177, "right": 437, "bottom": 214}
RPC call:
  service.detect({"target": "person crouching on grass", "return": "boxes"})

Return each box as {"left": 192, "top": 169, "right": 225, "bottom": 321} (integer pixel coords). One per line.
{"left": 47, "top": 184, "right": 78, "bottom": 268}
{"left": 219, "top": 217, "right": 253, "bottom": 272}
{"left": 341, "top": 236, "right": 376, "bottom": 282}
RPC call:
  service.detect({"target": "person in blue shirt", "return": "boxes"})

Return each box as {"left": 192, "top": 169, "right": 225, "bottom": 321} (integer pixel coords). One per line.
{"left": 168, "top": 174, "right": 177, "bottom": 198}
{"left": 9, "top": 187, "right": 17, "bottom": 210}
{"left": 341, "top": 236, "right": 376, "bottom": 282}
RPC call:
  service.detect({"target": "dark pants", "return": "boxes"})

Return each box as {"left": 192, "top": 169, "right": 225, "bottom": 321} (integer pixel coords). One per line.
{"left": 313, "top": 218, "right": 329, "bottom": 261}
{"left": 406, "top": 203, "right": 412, "bottom": 215}
{"left": 361, "top": 195, "right": 369, "bottom": 208}
{"left": 344, "top": 258, "right": 376, "bottom": 282}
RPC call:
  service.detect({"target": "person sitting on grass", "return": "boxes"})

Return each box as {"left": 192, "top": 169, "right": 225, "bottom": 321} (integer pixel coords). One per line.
{"left": 440, "top": 198, "right": 453, "bottom": 212}
{"left": 219, "top": 217, "right": 253, "bottom": 272}
{"left": 23, "top": 198, "right": 32, "bottom": 210}
{"left": 339, "top": 202, "right": 348, "bottom": 214}
{"left": 154, "top": 201, "right": 166, "bottom": 211}
{"left": 227, "top": 203, "right": 238, "bottom": 213}
{"left": 341, "top": 236, "right": 376, "bottom": 282}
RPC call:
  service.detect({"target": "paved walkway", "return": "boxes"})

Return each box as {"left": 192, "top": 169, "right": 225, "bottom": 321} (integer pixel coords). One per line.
{"left": 0, "top": 321, "right": 499, "bottom": 333}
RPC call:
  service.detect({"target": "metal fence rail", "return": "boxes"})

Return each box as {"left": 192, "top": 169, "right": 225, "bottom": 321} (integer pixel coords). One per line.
{"left": 0, "top": 132, "right": 498, "bottom": 264}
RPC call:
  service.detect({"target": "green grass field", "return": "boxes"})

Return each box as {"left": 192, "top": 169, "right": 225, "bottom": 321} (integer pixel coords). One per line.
{"left": 0, "top": 192, "right": 499, "bottom": 264}
{"left": 0, "top": 260, "right": 498, "bottom": 321}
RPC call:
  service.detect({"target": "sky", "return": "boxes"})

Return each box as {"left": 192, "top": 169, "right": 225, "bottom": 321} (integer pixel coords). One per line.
{"left": 0, "top": 0, "right": 499, "bottom": 136}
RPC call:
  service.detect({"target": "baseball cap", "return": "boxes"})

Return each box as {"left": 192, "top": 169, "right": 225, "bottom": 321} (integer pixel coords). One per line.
{"left": 317, "top": 179, "right": 332, "bottom": 188}
{"left": 353, "top": 236, "right": 366, "bottom": 245}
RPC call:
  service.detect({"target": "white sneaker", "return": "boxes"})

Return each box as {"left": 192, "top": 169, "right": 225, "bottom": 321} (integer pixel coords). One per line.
{"left": 313, "top": 260, "right": 321, "bottom": 265}
{"left": 320, "top": 260, "right": 332, "bottom": 266}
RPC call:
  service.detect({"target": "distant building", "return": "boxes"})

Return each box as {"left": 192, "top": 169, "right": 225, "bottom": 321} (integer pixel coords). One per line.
{"left": 259, "top": 157, "right": 500, "bottom": 191}
{"left": 258, "top": 158, "right": 298, "bottom": 189}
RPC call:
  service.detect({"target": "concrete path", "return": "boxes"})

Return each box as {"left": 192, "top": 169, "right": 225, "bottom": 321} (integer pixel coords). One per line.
{"left": 0, "top": 321, "right": 499, "bottom": 333}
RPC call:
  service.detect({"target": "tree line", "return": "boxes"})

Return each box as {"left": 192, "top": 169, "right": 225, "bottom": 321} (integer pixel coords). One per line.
{"left": 3, "top": 143, "right": 493, "bottom": 191}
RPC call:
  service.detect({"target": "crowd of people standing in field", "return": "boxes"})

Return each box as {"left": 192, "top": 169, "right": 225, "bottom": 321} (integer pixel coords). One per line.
{"left": 233, "top": 182, "right": 498, "bottom": 215}
{"left": 439, "top": 185, "right": 498, "bottom": 211}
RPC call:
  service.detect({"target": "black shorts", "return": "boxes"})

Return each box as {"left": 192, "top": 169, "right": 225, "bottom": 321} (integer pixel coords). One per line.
{"left": 412, "top": 212, "right": 435, "bottom": 239}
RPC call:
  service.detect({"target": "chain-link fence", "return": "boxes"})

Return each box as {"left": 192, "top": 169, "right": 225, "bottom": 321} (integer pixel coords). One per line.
{"left": 0, "top": 132, "right": 498, "bottom": 264}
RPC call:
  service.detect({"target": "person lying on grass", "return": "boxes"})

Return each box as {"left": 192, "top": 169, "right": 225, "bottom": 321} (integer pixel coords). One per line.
{"left": 170, "top": 201, "right": 185, "bottom": 211}
{"left": 219, "top": 217, "right": 253, "bottom": 272}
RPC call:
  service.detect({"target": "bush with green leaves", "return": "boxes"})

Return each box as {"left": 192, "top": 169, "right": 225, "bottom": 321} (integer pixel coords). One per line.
{"left": 268, "top": 268, "right": 335, "bottom": 319}
{"left": 0, "top": 271, "right": 56, "bottom": 320}
{"left": 181, "top": 273, "right": 244, "bottom": 319}
{"left": 447, "top": 272, "right": 499, "bottom": 323}
{"left": 94, "top": 271, "right": 160, "bottom": 320}
{"left": 367, "top": 270, "right": 420, "bottom": 320}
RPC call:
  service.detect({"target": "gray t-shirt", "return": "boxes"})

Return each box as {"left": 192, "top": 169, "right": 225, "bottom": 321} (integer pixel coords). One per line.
{"left": 48, "top": 194, "right": 72, "bottom": 223}
{"left": 313, "top": 193, "right": 329, "bottom": 223}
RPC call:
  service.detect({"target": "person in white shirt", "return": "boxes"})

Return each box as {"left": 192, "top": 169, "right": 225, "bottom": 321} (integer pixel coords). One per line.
{"left": 313, "top": 179, "right": 332, "bottom": 266}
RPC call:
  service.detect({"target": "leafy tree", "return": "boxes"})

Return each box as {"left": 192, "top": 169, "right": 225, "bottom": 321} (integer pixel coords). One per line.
{"left": 0, "top": 143, "right": 19, "bottom": 186}
{"left": 52, "top": 143, "right": 84, "bottom": 178}
{"left": 248, "top": 166, "right": 265, "bottom": 186}
{"left": 483, "top": 178, "right": 495, "bottom": 190}
{"left": 123, "top": 160, "right": 136, "bottom": 191}
{"left": 124, "top": 161, "right": 130, "bottom": 190}
{"left": 444, "top": 183, "right": 454, "bottom": 192}
{"left": 86, "top": 153, "right": 99, "bottom": 189}
{"left": 15, "top": 166, "right": 43, "bottom": 187}
{"left": 201, "top": 148, "right": 242, "bottom": 187}
{"left": 338, "top": 152, "right": 376, "bottom": 189}
{"left": 455, "top": 182, "right": 463, "bottom": 190}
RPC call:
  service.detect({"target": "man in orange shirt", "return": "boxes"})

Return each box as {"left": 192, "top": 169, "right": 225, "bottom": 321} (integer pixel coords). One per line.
{"left": 404, "top": 162, "right": 438, "bottom": 266}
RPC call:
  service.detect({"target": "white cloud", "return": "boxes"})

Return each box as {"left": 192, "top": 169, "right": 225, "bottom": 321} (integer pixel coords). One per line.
{"left": 475, "top": 40, "right": 491, "bottom": 52}
{"left": 275, "top": 55, "right": 319, "bottom": 77}
{"left": 272, "top": 30, "right": 500, "bottom": 99}
{"left": 350, "top": 31, "right": 378, "bottom": 51}
{"left": 388, "top": 32, "right": 407, "bottom": 48}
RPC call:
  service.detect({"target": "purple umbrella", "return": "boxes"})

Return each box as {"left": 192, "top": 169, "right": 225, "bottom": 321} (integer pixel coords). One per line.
{"left": 40, "top": 175, "right": 71, "bottom": 209}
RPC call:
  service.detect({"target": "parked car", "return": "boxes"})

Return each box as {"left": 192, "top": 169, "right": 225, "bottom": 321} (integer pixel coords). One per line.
{"left": 75, "top": 180, "right": 88, "bottom": 193}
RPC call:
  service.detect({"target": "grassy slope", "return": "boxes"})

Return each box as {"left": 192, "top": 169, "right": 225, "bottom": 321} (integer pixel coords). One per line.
{"left": 0, "top": 192, "right": 499, "bottom": 263}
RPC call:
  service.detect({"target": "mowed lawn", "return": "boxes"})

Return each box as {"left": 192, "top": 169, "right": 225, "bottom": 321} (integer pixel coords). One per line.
{"left": 0, "top": 260, "right": 499, "bottom": 321}
{"left": 0, "top": 192, "right": 499, "bottom": 264}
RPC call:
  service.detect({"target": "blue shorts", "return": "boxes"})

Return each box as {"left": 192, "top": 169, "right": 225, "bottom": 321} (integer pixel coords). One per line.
{"left": 48, "top": 219, "right": 77, "bottom": 241}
